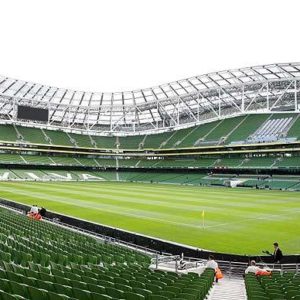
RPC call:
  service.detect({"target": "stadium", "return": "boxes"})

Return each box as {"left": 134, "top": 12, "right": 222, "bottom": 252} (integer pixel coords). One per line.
{"left": 0, "top": 62, "right": 300, "bottom": 299}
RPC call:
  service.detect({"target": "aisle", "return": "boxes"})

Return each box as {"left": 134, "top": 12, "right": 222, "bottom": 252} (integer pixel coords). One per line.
{"left": 207, "top": 276, "right": 247, "bottom": 300}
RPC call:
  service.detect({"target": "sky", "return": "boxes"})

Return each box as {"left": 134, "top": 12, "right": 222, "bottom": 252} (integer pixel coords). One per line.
{"left": 0, "top": 0, "right": 299, "bottom": 93}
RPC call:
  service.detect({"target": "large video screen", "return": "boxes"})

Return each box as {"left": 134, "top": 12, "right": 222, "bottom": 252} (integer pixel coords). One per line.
{"left": 17, "top": 105, "right": 49, "bottom": 122}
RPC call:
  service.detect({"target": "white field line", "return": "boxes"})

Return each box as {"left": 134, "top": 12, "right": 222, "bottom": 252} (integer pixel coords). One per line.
{"left": 1, "top": 182, "right": 292, "bottom": 216}
{"left": 0, "top": 184, "right": 300, "bottom": 232}
{"left": 0, "top": 185, "right": 220, "bottom": 226}
{"left": 0, "top": 187, "right": 212, "bottom": 229}
{"left": 10, "top": 179, "right": 299, "bottom": 201}
{"left": 0, "top": 183, "right": 229, "bottom": 213}
{"left": 3, "top": 181, "right": 299, "bottom": 204}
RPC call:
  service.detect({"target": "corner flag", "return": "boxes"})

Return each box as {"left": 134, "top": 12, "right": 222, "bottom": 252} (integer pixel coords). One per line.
{"left": 202, "top": 210, "right": 205, "bottom": 229}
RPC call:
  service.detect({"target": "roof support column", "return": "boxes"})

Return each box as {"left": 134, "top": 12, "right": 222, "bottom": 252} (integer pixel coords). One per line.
{"left": 110, "top": 94, "right": 113, "bottom": 132}
{"left": 177, "top": 97, "right": 180, "bottom": 125}
{"left": 218, "top": 89, "right": 221, "bottom": 117}
{"left": 241, "top": 85, "right": 245, "bottom": 113}
{"left": 266, "top": 82, "right": 269, "bottom": 111}
{"left": 12, "top": 97, "right": 17, "bottom": 121}
{"left": 295, "top": 80, "right": 299, "bottom": 112}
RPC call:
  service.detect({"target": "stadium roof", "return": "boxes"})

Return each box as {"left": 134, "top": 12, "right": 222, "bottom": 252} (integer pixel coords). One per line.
{"left": 0, "top": 62, "right": 300, "bottom": 134}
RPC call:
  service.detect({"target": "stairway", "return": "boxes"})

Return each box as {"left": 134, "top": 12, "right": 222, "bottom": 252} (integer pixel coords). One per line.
{"left": 207, "top": 277, "right": 247, "bottom": 300}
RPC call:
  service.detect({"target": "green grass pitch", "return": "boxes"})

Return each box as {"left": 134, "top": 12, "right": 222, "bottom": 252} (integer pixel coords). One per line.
{"left": 0, "top": 181, "right": 299, "bottom": 255}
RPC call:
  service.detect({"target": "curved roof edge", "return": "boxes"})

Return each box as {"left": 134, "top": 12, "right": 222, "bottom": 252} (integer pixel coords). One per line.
{"left": 0, "top": 63, "right": 300, "bottom": 106}
{"left": 1, "top": 62, "right": 300, "bottom": 134}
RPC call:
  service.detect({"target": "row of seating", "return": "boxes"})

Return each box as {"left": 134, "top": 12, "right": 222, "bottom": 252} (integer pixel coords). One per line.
{"left": 245, "top": 272, "right": 300, "bottom": 300}
{"left": 239, "top": 178, "right": 300, "bottom": 191}
{"left": 249, "top": 117, "right": 293, "bottom": 143}
{"left": 0, "top": 207, "right": 215, "bottom": 299}
{"left": 0, "top": 113, "right": 299, "bottom": 150}
{"left": 0, "top": 260, "right": 215, "bottom": 299}
{"left": 1, "top": 152, "right": 300, "bottom": 170}
{"left": 0, "top": 168, "right": 299, "bottom": 191}
{"left": 0, "top": 209, "right": 149, "bottom": 268}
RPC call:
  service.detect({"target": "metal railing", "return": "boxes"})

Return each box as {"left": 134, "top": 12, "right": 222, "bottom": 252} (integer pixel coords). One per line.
{"left": 151, "top": 254, "right": 205, "bottom": 273}
{"left": 151, "top": 254, "right": 300, "bottom": 277}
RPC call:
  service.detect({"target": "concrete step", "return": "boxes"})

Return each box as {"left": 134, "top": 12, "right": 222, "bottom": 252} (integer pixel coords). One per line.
{"left": 207, "top": 277, "right": 247, "bottom": 300}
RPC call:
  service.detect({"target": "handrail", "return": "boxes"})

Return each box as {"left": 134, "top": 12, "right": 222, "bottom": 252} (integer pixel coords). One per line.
{"left": 150, "top": 255, "right": 300, "bottom": 276}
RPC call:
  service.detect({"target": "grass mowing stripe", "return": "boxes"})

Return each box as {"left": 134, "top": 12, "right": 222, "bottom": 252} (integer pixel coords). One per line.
{"left": 0, "top": 184, "right": 219, "bottom": 225}
{"left": 0, "top": 182, "right": 278, "bottom": 216}
{"left": 0, "top": 181, "right": 299, "bottom": 254}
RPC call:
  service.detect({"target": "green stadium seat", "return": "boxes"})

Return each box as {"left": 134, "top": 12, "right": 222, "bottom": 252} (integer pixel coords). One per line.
{"left": 11, "top": 265, "right": 26, "bottom": 276}
{"left": 87, "top": 283, "right": 106, "bottom": 294}
{"left": 146, "top": 283, "right": 163, "bottom": 293}
{"left": 40, "top": 273, "right": 55, "bottom": 283}
{"left": 53, "top": 283, "right": 74, "bottom": 297}
{"left": 28, "top": 262, "right": 39, "bottom": 272}
{"left": 6, "top": 272, "right": 24, "bottom": 283}
{"left": 106, "top": 287, "right": 124, "bottom": 298}
{"left": 164, "top": 286, "right": 181, "bottom": 294}
{"left": 25, "top": 269, "right": 40, "bottom": 279}
{"left": 176, "top": 293, "right": 197, "bottom": 300}
{"left": 81, "top": 275, "right": 97, "bottom": 285}
{"left": 0, "top": 269, "right": 7, "bottom": 279}
{"left": 38, "top": 265, "right": 51, "bottom": 274}
{"left": 65, "top": 272, "right": 82, "bottom": 281}
{"left": 36, "top": 280, "right": 55, "bottom": 292}
{"left": 115, "top": 283, "right": 133, "bottom": 292}
{"left": 132, "top": 288, "right": 152, "bottom": 298}
{"left": 90, "top": 293, "right": 113, "bottom": 300}
{"left": 124, "top": 291, "right": 145, "bottom": 300}
{"left": 72, "top": 288, "right": 92, "bottom": 300}
{"left": 54, "top": 275, "right": 71, "bottom": 286}
{"left": 130, "top": 281, "right": 146, "bottom": 289}
{"left": 27, "top": 286, "right": 48, "bottom": 300}
{"left": 136, "top": 276, "right": 151, "bottom": 284}
{"left": 0, "top": 279, "right": 11, "bottom": 293}
{"left": 182, "top": 288, "right": 201, "bottom": 299}
{"left": 48, "top": 291, "right": 71, "bottom": 300}
{"left": 0, "top": 251, "right": 11, "bottom": 262}
{"left": 157, "top": 290, "right": 177, "bottom": 298}
{"left": 9, "top": 281, "right": 29, "bottom": 298}
{"left": 52, "top": 268, "right": 65, "bottom": 277}
{"left": 148, "top": 295, "right": 169, "bottom": 300}
{"left": 99, "top": 274, "right": 114, "bottom": 282}
{"left": 98, "top": 280, "right": 114, "bottom": 288}
{"left": 21, "top": 277, "right": 37, "bottom": 288}
{"left": 3, "top": 262, "right": 14, "bottom": 273}
{"left": 70, "top": 280, "right": 88, "bottom": 290}
{"left": 115, "top": 277, "right": 130, "bottom": 285}
{"left": 1, "top": 292, "right": 20, "bottom": 300}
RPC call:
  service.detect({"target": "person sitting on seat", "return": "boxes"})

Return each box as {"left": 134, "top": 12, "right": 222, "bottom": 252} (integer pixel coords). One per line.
{"left": 206, "top": 255, "right": 222, "bottom": 282}
{"left": 245, "top": 260, "right": 262, "bottom": 274}
{"left": 245, "top": 260, "right": 271, "bottom": 276}
{"left": 27, "top": 205, "right": 38, "bottom": 218}
{"left": 206, "top": 255, "right": 218, "bottom": 270}
{"left": 34, "top": 213, "right": 42, "bottom": 220}
{"left": 29, "top": 205, "right": 39, "bottom": 214}
{"left": 27, "top": 205, "right": 42, "bottom": 221}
